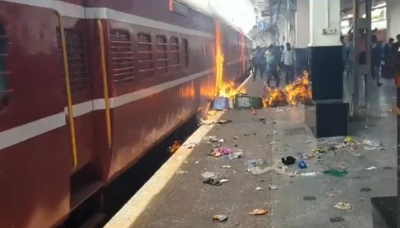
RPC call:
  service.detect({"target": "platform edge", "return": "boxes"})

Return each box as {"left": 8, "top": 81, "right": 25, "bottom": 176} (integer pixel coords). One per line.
{"left": 104, "top": 74, "right": 252, "bottom": 228}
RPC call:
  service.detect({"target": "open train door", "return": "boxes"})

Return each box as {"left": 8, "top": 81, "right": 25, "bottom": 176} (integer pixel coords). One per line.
{"left": 55, "top": 11, "right": 105, "bottom": 212}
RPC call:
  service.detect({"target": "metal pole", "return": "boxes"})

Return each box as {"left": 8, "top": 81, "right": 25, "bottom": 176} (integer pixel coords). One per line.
{"left": 352, "top": 0, "right": 360, "bottom": 117}
{"left": 364, "top": 0, "right": 372, "bottom": 115}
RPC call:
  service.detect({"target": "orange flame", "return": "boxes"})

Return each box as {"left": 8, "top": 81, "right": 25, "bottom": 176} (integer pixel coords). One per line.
{"left": 213, "top": 21, "right": 244, "bottom": 99}
{"left": 215, "top": 22, "right": 224, "bottom": 90}
{"left": 168, "top": 140, "right": 181, "bottom": 153}
{"left": 263, "top": 71, "right": 312, "bottom": 107}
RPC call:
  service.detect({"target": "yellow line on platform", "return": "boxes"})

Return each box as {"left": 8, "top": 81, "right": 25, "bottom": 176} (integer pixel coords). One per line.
{"left": 104, "top": 74, "right": 253, "bottom": 228}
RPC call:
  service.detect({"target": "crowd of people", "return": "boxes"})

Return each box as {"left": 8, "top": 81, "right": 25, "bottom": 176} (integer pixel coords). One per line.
{"left": 251, "top": 43, "right": 295, "bottom": 87}
{"left": 251, "top": 33, "right": 400, "bottom": 89}
{"left": 341, "top": 32, "right": 400, "bottom": 87}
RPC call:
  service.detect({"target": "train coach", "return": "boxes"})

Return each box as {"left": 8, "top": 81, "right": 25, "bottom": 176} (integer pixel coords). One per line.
{"left": 0, "top": 0, "right": 252, "bottom": 227}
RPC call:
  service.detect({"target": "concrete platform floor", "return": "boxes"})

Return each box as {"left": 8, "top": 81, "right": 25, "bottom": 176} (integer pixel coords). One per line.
{"left": 105, "top": 75, "right": 396, "bottom": 228}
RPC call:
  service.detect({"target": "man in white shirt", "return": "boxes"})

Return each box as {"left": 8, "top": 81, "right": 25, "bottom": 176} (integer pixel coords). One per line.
{"left": 281, "top": 43, "right": 296, "bottom": 84}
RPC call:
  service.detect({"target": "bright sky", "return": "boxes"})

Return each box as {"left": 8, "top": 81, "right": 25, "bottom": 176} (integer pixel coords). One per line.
{"left": 183, "top": 0, "right": 256, "bottom": 33}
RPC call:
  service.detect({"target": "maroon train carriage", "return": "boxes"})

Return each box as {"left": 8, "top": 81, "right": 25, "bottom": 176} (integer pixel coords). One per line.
{"left": 0, "top": 0, "right": 252, "bottom": 227}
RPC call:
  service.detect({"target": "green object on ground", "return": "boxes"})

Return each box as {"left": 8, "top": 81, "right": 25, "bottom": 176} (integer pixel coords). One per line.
{"left": 234, "top": 94, "right": 263, "bottom": 109}
{"left": 323, "top": 168, "right": 348, "bottom": 177}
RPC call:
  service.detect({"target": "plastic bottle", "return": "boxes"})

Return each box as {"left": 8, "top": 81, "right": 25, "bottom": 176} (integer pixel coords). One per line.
{"left": 247, "top": 159, "right": 268, "bottom": 167}
{"left": 247, "top": 159, "right": 269, "bottom": 175}
{"left": 362, "top": 139, "right": 380, "bottom": 147}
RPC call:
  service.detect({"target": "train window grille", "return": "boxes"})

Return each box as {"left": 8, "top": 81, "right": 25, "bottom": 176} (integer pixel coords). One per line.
{"left": 57, "top": 28, "right": 89, "bottom": 96}
{"left": 137, "top": 33, "right": 154, "bottom": 78}
{"left": 182, "top": 38, "right": 189, "bottom": 68}
{"left": 170, "top": 37, "right": 180, "bottom": 71}
{"left": 156, "top": 35, "right": 168, "bottom": 74}
{"left": 0, "top": 23, "right": 10, "bottom": 111}
{"left": 109, "top": 29, "right": 135, "bottom": 84}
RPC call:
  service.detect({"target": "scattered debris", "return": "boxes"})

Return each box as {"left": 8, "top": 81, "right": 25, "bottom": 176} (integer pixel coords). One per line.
{"left": 201, "top": 172, "right": 229, "bottom": 186}
{"left": 182, "top": 142, "right": 198, "bottom": 149}
{"left": 296, "top": 152, "right": 314, "bottom": 160}
{"left": 208, "top": 147, "right": 233, "bottom": 157}
{"left": 248, "top": 159, "right": 268, "bottom": 167}
{"left": 345, "top": 136, "right": 357, "bottom": 144}
{"left": 249, "top": 209, "right": 268, "bottom": 215}
{"left": 247, "top": 159, "right": 269, "bottom": 174}
{"left": 205, "top": 136, "right": 219, "bottom": 142}
{"left": 323, "top": 168, "right": 348, "bottom": 177}
{"left": 329, "top": 217, "right": 345, "bottom": 223}
{"left": 268, "top": 185, "right": 278, "bottom": 190}
{"left": 217, "top": 119, "right": 232, "bottom": 124}
{"left": 298, "top": 172, "right": 318, "bottom": 177}
{"left": 212, "top": 214, "right": 228, "bottom": 222}
{"left": 201, "top": 171, "right": 216, "bottom": 179}
{"left": 176, "top": 169, "right": 187, "bottom": 174}
{"left": 227, "top": 151, "right": 244, "bottom": 159}
{"left": 303, "top": 196, "right": 316, "bottom": 201}
{"left": 251, "top": 108, "right": 257, "bottom": 115}
{"left": 362, "top": 139, "right": 380, "bottom": 147}
{"left": 297, "top": 161, "right": 308, "bottom": 169}
{"left": 334, "top": 202, "right": 352, "bottom": 210}
{"left": 199, "top": 119, "right": 215, "bottom": 126}
{"left": 203, "top": 176, "right": 225, "bottom": 186}
{"left": 281, "top": 156, "right": 296, "bottom": 165}
{"left": 219, "top": 179, "right": 229, "bottom": 183}
{"left": 360, "top": 187, "right": 372, "bottom": 192}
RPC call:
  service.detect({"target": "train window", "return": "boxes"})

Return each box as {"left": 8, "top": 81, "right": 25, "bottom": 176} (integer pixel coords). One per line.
{"left": 57, "top": 28, "right": 89, "bottom": 96}
{"left": 181, "top": 38, "right": 188, "bottom": 68}
{"left": 170, "top": 37, "right": 180, "bottom": 71}
{"left": 156, "top": 35, "right": 168, "bottom": 74}
{"left": 109, "top": 30, "right": 135, "bottom": 83}
{"left": 0, "top": 23, "right": 10, "bottom": 111}
{"left": 137, "top": 33, "right": 154, "bottom": 78}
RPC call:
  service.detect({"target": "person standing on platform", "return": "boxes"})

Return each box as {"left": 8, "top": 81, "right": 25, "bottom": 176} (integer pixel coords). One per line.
{"left": 383, "top": 38, "right": 398, "bottom": 79}
{"left": 252, "top": 46, "right": 266, "bottom": 81}
{"left": 371, "top": 35, "right": 382, "bottom": 86}
{"left": 266, "top": 46, "right": 280, "bottom": 87}
{"left": 340, "top": 35, "right": 348, "bottom": 75}
{"left": 281, "top": 42, "right": 295, "bottom": 85}
{"left": 346, "top": 35, "right": 354, "bottom": 79}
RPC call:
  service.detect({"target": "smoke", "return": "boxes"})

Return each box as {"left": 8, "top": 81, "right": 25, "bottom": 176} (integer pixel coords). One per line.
{"left": 181, "top": 0, "right": 256, "bottom": 33}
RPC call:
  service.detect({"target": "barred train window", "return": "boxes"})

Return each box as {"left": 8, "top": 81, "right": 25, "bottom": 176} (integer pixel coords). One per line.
{"left": 109, "top": 30, "right": 135, "bottom": 83}
{"left": 182, "top": 38, "right": 188, "bottom": 68}
{"left": 57, "top": 28, "right": 89, "bottom": 95}
{"left": 137, "top": 33, "right": 154, "bottom": 78}
{"left": 170, "top": 37, "right": 180, "bottom": 71}
{"left": 156, "top": 35, "right": 168, "bottom": 74}
{"left": 0, "top": 23, "right": 10, "bottom": 111}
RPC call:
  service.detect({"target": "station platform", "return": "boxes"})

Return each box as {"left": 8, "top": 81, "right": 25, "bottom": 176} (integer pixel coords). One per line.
{"left": 105, "top": 75, "right": 397, "bottom": 228}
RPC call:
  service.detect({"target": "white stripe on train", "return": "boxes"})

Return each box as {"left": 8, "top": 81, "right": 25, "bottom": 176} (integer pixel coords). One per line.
{"left": 0, "top": 0, "right": 215, "bottom": 149}
{"left": 0, "top": 70, "right": 213, "bottom": 150}
{"left": 2, "top": 0, "right": 213, "bottom": 38}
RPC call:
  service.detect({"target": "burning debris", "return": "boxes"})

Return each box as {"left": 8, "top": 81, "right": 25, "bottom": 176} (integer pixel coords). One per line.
{"left": 216, "top": 80, "right": 245, "bottom": 98}
{"left": 168, "top": 140, "right": 181, "bottom": 153}
{"left": 263, "top": 72, "right": 312, "bottom": 108}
